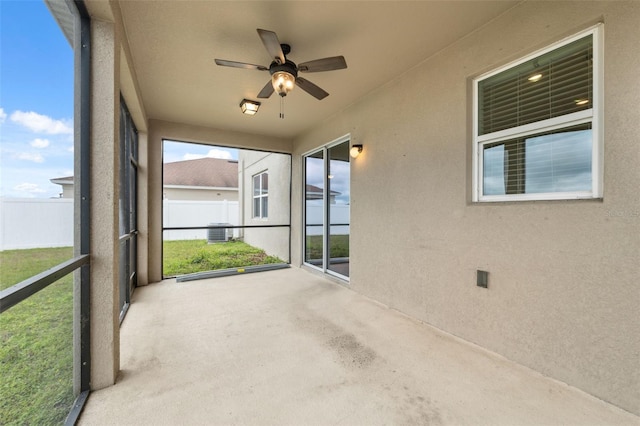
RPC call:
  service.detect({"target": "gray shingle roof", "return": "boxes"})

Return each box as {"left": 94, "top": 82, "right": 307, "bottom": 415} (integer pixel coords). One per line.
{"left": 163, "top": 158, "right": 238, "bottom": 188}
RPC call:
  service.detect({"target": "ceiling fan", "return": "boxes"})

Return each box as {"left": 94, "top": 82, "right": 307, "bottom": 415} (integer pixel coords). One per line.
{"left": 215, "top": 29, "right": 347, "bottom": 101}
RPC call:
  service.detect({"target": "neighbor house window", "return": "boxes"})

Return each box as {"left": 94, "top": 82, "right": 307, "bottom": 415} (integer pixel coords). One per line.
{"left": 253, "top": 171, "right": 268, "bottom": 218}
{"left": 472, "top": 25, "right": 602, "bottom": 202}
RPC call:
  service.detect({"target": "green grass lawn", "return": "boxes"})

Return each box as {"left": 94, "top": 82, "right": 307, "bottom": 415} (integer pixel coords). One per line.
{"left": 0, "top": 241, "right": 284, "bottom": 423}
{"left": 305, "top": 234, "right": 349, "bottom": 260}
{"left": 163, "top": 239, "right": 284, "bottom": 277}
{"left": 0, "top": 247, "right": 75, "bottom": 425}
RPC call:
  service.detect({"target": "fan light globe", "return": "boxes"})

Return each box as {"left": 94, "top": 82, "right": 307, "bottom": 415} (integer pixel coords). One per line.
{"left": 272, "top": 71, "right": 295, "bottom": 97}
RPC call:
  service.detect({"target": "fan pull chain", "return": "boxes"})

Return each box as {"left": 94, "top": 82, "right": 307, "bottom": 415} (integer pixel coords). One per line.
{"left": 279, "top": 96, "right": 285, "bottom": 119}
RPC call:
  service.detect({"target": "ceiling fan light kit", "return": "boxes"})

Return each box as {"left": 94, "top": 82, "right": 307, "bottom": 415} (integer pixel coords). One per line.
{"left": 271, "top": 65, "right": 297, "bottom": 97}
{"left": 215, "top": 28, "right": 347, "bottom": 118}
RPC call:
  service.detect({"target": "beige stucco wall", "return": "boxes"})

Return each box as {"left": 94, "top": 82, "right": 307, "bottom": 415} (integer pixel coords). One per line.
{"left": 84, "top": 0, "right": 150, "bottom": 391}
{"left": 239, "top": 150, "right": 291, "bottom": 261}
{"left": 291, "top": 1, "right": 640, "bottom": 415}
{"left": 89, "top": 18, "right": 121, "bottom": 390}
{"left": 136, "top": 132, "right": 149, "bottom": 287}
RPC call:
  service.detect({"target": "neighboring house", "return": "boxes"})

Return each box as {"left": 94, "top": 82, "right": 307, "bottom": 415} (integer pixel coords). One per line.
{"left": 237, "top": 150, "right": 291, "bottom": 261}
{"left": 305, "top": 184, "right": 338, "bottom": 204}
{"left": 236, "top": 152, "right": 344, "bottom": 261}
{"left": 238, "top": 150, "right": 348, "bottom": 259}
{"left": 51, "top": 157, "right": 239, "bottom": 201}
{"left": 49, "top": 176, "right": 74, "bottom": 199}
{"left": 162, "top": 157, "right": 238, "bottom": 201}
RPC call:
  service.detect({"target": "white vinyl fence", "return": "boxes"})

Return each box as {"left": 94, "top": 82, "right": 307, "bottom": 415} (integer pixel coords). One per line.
{"left": 0, "top": 198, "right": 348, "bottom": 250}
{"left": 0, "top": 198, "right": 241, "bottom": 251}
{"left": 163, "top": 199, "right": 239, "bottom": 240}
{"left": 0, "top": 198, "right": 74, "bottom": 250}
{"left": 305, "top": 204, "right": 350, "bottom": 236}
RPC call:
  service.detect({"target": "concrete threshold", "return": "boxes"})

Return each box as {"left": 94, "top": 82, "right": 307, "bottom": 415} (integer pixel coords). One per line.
{"left": 79, "top": 267, "right": 639, "bottom": 425}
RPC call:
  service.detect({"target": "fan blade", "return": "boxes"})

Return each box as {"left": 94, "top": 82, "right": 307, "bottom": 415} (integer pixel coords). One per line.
{"left": 257, "top": 29, "right": 285, "bottom": 64}
{"left": 215, "top": 59, "right": 268, "bottom": 71}
{"left": 298, "top": 56, "right": 347, "bottom": 73}
{"left": 257, "top": 80, "right": 274, "bottom": 99}
{"left": 296, "top": 77, "right": 329, "bottom": 100}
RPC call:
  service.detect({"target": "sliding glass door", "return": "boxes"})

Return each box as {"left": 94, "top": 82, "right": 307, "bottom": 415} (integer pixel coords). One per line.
{"left": 304, "top": 137, "right": 350, "bottom": 279}
{"left": 304, "top": 150, "right": 325, "bottom": 269}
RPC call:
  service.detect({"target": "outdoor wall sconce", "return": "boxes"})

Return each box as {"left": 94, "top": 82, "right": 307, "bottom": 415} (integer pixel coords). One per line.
{"left": 240, "top": 99, "right": 261, "bottom": 115}
{"left": 350, "top": 144, "right": 363, "bottom": 158}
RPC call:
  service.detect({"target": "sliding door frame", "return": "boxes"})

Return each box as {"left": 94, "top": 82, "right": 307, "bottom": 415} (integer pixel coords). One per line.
{"left": 302, "top": 134, "right": 351, "bottom": 281}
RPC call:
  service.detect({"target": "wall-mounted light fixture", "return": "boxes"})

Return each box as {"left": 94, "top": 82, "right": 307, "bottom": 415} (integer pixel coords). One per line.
{"left": 240, "top": 99, "right": 261, "bottom": 115}
{"left": 350, "top": 144, "right": 363, "bottom": 158}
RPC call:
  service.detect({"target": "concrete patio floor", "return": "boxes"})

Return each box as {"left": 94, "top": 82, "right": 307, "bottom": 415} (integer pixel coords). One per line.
{"left": 79, "top": 267, "right": 639, "bottom": 425}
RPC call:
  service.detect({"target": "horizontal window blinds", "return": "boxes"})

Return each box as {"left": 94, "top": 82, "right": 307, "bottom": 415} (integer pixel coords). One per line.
{"left": 479, "top": 35, "right": 593, "bottom": 136}
{"left": 482, "top": 124, "right": 592, "bottom": 195}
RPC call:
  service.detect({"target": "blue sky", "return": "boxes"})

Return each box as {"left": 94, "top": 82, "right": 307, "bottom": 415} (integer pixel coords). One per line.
{"left": 163, "top": 141, "right": 237, "bottom": 164}
{"left": 0, "top": 1, "right": 239, "bottom": 198}
{"left": 1, "top": 0, "right": 75, "bottom": 198}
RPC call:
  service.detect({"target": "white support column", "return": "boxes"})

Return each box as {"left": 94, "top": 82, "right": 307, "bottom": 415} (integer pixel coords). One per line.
{"left": 90, "top": 19, "right": 120, "bottom": 390}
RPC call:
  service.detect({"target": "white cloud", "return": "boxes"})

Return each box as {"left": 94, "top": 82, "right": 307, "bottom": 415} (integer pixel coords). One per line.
{"left": 14, "top": 152, "right": 45, "bottom": 163}
{"left": 30, "top": 138, "right": 50, "bottom": 148}
{"left": 14, "top": 182, "right": 46, "bottom": 194}
{"left": 183, "top": 148, "right": 233, "bottom": 161}
{"left": 10, "top": 110, "right": 73, "bottom": 135}
{"left": 0, "top": 107, "right": 6, "bottom": 124}
{"left": 182, "top": 153, "right": 205, "bottom": 160}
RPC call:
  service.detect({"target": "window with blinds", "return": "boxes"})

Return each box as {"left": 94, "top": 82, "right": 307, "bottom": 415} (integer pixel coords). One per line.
{"left": 473, "top": 26, "right": 602, "bottom": 201}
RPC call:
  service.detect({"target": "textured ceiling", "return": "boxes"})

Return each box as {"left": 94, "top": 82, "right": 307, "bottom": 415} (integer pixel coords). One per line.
{"left": 114, "top": 1, "right": 518, "bottom": 139}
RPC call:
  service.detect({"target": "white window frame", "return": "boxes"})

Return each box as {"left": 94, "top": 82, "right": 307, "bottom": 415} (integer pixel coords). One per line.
{"left": 472, "top": 25, "right": 604, "bottom": 202}
{"left": 252, "top": 170, "right": 268, "bottom": 219}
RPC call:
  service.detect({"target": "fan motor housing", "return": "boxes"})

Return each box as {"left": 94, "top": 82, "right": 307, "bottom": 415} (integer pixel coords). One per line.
{"left": 269, "top": 60, "right": 298, "bottom": 78}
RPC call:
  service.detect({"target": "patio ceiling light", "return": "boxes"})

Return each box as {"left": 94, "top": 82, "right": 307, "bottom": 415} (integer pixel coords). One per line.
{"left": 240, "top": 99, "right": 261, "bottom": 115}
